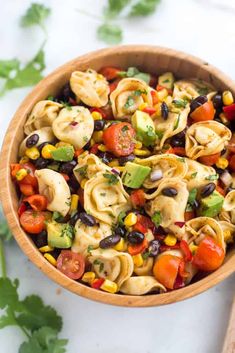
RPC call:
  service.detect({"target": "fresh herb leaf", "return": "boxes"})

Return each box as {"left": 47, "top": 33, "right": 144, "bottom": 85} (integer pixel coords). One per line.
{"left": 0, "top": 59, "right": 20, "bottom": 79}
{"left": 20, "top": 3, "right": 51, "bottom": 31}
{"left": 52, "top": 212, "right": 63, "bottom": 222}
{"left": 97, "top": 23, "right": 123, "bottom": 44}
{"left": 198, "top": 86, "right": 209, "bottom": 95}
{"left": 104, "top": 0, "right": 131, "bottom": 18}
{"left": 205, "top": 174, "right": 219, "bottom": 181}
{"left": 134, "top": 72, "right": 151, "bottom": 84}
{"left": 103, "top": 173, "right": 119, "bottom": 185}
{"left": 87, "top": 245, "right": 94, "bottom": 255}
{"left": 134, "top": 89, "right": 147, "bottom": 96}
{"left": 155, "top": 130, "right": 164, "bottom": 140}
{"left": 129, "top": 0, "right": 161, "bottom": 16}
{"left": 146, "top": 126, "right": 156, "bottom": 137}
{"left": 151, "top": 211, "right": 162, "bottom": 226}
{"left": 191, "top": 172, "right": 198, "bottom": 179}
{"left": 142, "top": 251, "right": 151, "bottom": 260}
{"left": 117, "top": 211, "right": 126, "bottom": 226}
{"left": 188, "top": 188, "right": 197, "bottom": 205}
{"left": 172, "top": 99, "right": 188, "bottom": 108}
{"left": 124, "top": 96, "right": 135, "bottom": 109}
{"left": 173, "top": 115, "right": 180, "bottom": 131}
{"left": 121, "top": 125, "right": 129, "bottom": 132}
{"left": 118, "top": 67, "right": 150, "bottom": 84}
{"left": 0, "top": 278, "right": 21, "bottom": 311}
{"left": 61, "top": 224, "right": 74, "bottom": 239}
{"left": 176, "top": 157, "right": 185, "bottom": 163}
{"left": 0, "top": 209, "right": 12, "bottom": 242}
{"left": 75, "top": 165, "right": 88, "bottom": 178}
{"left": 100, "top": 192, "right": 106, "bottom": 197}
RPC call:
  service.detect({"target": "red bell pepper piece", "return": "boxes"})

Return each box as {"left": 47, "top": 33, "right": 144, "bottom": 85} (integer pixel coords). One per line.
{"left": 178, "top": 260, "right": 189, "bottom": 278}
{"left": 223, "top": 104, "right": 235, "bottom": 121}
{"left": 160, "top": 244, "right": 180, "bottom": 252}
{"left": 180, "top": 240, "right": 192, "bottom": 262}
{"left": 143, "top": 107, "right": 156, "bottom": 115}
{"left": 90, "top": 107, "right": 107, "bottom": 119}
{"left": 150, "top": 90, "right": 158, "bottom": 105}
{"left": 173, "top": 274, "right": 185, "bottom": 289}
{"left": 174, "top": 221, "right": 185, "bottom": 228}
{"left": 90, "top": 143, "right": 99, "bottom": 155}
{"left": 130, "top": 189, "right": 145, "bottom": 207}
{"left": 91, "top": 278, "right": 104, "bottom": 289}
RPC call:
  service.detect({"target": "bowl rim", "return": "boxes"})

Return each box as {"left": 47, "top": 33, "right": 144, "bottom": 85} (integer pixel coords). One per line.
{"left": 1, "top": 44, "right": 235, "bottom": 307}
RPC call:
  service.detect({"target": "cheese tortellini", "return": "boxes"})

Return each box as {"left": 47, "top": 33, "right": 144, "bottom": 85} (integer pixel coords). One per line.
{"left": 110, "top": 78, "right": 153, "bottom": 118}
{"left": 52, "top": 106, "right": 94, "bottom": 149}
{"left": 173, "top": 78, "right": 214, "bottom": 100}
{"left": 84, "top": 172, "right": 131, "bottom": 224}
{"left": 70, "top": 69, "right": 109, "bottom": 107}
{"left": 120, "top": 276, "right": 166, "bottom": 295}
{"left": 184, "top": 158, "right": 217, "bottom": 190}
{"left": 35, "top": 169, "right": 71, "bottom": 216}
{"left": 219, "top": 190, "right": 235, "bottom": 225}
{"left": 185, "top": 121, "right": 231, "bottom": 160}
{"left": 19, "top": 127, "right": 55, "bottom": 157}
{"left": 24, "top": 100, "right": 62, "bottom": 135}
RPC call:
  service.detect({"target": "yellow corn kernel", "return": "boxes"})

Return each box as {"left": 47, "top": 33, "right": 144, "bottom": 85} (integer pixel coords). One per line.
{"left": 114, "top": 166, "right": 125, "bottom": 172}
{"left": 80, "top": 178, "right": 88, "bottom": 189}
{"left": 138, "top": 102, "right": 148, "bottom": 111}
{"left": 134, "top": 148, "right": 151, "bottom": 156}
{"left": 108, "top": 160, "right": 119, "bottom": 167}
{"left": 135, "top": 141, "right": 143, "bottom": 149}
{"left": 39, "top": 245, "right": 54, "bottom": 253}
{"left": 124, "top": 212, "right": 137, "bottom": 227}
{"left": 98, "top": 144, "right": 107, "bottom": 152}
{"left": 223, "top": 229, "right": 233, "bottom": 243}
{"left": 91, "top": 111, "right": 102, "bottom": 120}
{"left": 93, "top": 131, "right": 103, "bottom": 143}
{"left": 163, "top": 95, "right": 173, "bottom": 105}
{"left": 113, "top": 238, "right": 126, "bottom": 251}
{"left": 15, "top": 168, "right": 28, "bottom": 181}
{"left": 69, "top": 194, "right": 79, "bottom": 214}
{"left": 41, "top": 144, "right": 57, "bottom": 159}
{"left": 44, "top": 253, "right": 57, "bottom": 266}
{"left": 97, "top": 74, "right": 104, "bottom": 80}
{"left": 132, "top": 254, "right": 144, "bottom": 267}
{"left": 100, "top": 279, "right": 118, "bottom": 294}
{"left": 25, "top": 146, "right": 40, "bottom": 160}
{"left": 219, "top": 113, "right": 229, "bottom": 125}
{"left": 90, "top": 138, "right": 95, "bottom": 146}
{"left": 55, "top": 142, "right": 71, "bottom": 148}
{"left": 157, "top": 88, "right": 168, "bottom": 101}
{"left": 164, "top": 234, "right": 177, "bottom": 246}
{"left": 153, "top": 103, "right": 162, "bottom": 117}
{"left": 216, "top": 157, "right": 229, "bottom": 169}
{"left": 189, "top": 243, "right": 198, "bottom": 254}
{"left": 222, "top": 90, "right": 234, "bottom": 106}
{"left": 82, "top": 271, "right": 96, "bottom": 284}
{"left": 19, "top": 156, "right": 29, "bottom": 164}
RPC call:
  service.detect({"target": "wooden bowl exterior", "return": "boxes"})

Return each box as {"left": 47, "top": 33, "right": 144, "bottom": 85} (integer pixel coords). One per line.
{"left": 1, "top": 45, "right": 235, "bottom": 307}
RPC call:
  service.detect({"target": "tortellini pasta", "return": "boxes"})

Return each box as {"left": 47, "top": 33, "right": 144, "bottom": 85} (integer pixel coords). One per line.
{"left": 72, "top": 220, "right": 112, "bottom": 255}
{"left": 184, "top": 158, "right": 217, "bottom": 190}
{"left": 110, "top": 78, "right": 153, "bottom": 118}
{"left": 52, "top": 106, "right": 94, "bottom": 149}
{"left": 154, "top": 106, "right": 190, "bottom": 148}
{"left": 89, "top": 248, "right": 133, "bottom": 287}
{"left": 145, "top": 178, "right": 189, "bottom": 238}
{"left": 120, "top": 276, "right": 166, "bottom": 295}
{"left": 134, "top": 257, "right": 154, "bottom": 276}
{"left": 24, "top": 100, "right": 62, "bottom": 135}
{"left": 173, "top": 78, "right": 214, "bottom": 100}
{"left": 219, "top": 190, "right": 235, "bottom": 224}
{"left": 185, "top": 121, "right": 231, "bottom": 160}
{"left": 19, "top": 127, "right": 55, "bottom": 157}
{"left": 35, "top": 169, "right": 71, "bottom": 216}
{"left": 84, "top": 172, "right": 131, "bottom": 225}
{"left": 70, "top": 69, "right": 109, "bottom": 107}
{"left": 218, "top": 221, "right": 235, "bottom": 244}
{"left": 137, "top": 154, "right": 188, "bottom": 189}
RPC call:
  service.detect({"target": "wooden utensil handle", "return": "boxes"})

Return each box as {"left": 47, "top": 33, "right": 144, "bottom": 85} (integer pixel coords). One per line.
{"left": 222, "top": 297, "right": 235, "bottom": 353}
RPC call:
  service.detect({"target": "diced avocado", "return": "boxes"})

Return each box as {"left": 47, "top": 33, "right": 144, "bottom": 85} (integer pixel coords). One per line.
{"left": 47, "top": 221, "right": 74, "bottom": 248}
{"left": 198, "top": 191, "right": 224, "bottom": 218}
{"left": 131, "top": 110, "right": 156, "bottom": 147}
{"left": 51, "top": 145, "right": 74, "bottom": 162}
{"left": 122, "top": 162, "right": 151, "bottom": 189}
{"left": 158, "top": 72, "right": 175, "bottom": 90}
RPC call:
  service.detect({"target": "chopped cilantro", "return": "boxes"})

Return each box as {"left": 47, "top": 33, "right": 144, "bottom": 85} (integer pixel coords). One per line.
{"left": 100, "top": 192, "right": 106, "bottom": 197}
{"left": 83, "top": 136, "right": 89, "bottom": 142}
{"left": 103, "top": 173, "right": 119, "bottom": 185}
{"left": 87, "top": 245, "right": 94, "bottom": 255}
{"left": 151, "top": 211, "right": 162, "bottom": 226}
{"left": 121, "top": 125, "right": 129, "bottom": 132}
{"left": 124, "top": 96, "right": 135, "bottom": 109}
{"left": 117, "top": 211, "right": 126, "bottom": 226}
{"left": 191, "top": 172, "right": 198, "bottom": 179}
{"left": 188, "top": 188, "right": 197, "bottom": 205}
{"left": 173, "top": 115, "right": 180, "bottom": 131}
{"left": 205, "top": 174, "right": 219, "bottom": 181}
{"left": 134, "top": 89, "right": 147, "bottom": 96}
{"left": 142, "top": 251, "right": 151, "bottom": 260}
{"left": 75, "top": 165, "right": 88, "bottom": 178}
{"left": 155, "top": 130, "right": 164, "bottom": 139}
{"left": 172, "top": 99, "right": 188, "bottom": 108}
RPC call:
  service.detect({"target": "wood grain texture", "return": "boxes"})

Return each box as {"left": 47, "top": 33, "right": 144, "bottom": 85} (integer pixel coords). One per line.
{"left": 222, "top": 298, "right": 235, "bottom": 353}
{"left": 1, "top": 45, "right": 235, "bottom": 307}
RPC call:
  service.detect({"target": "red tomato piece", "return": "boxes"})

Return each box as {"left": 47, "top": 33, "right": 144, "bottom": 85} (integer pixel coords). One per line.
{"left": 130, "top": 189, "right": 146, "bottom": 207}
{"left": 169, "top": 147, "right": 186, "bottom": 156}
{"left": 229, "top": 154, "right": 235, "bottom": 172}
{"left": 24, "top": 194, "right": 48, "bottom": 211}
{"left": 153, "top": 254, "right": 181, "bottom": 289}
{"left": 99, "top": 67, "right": 121, "bottom": 81}
{"left": 19, "top": 184, "right": 35, "bottom": 196}
{"left": 127, "top": 238, "right": 148, "bottom": 256}
{"left": 178, "top": 260, "right": 189, "bottom": 278}
{"left": 133, "top": 215, "right": 154, "bottom": 234}
{"left": 91, "top": 278, "right": 105, "bottom": 289}
{"left": 184, "top": 210, "right": 195, "bottom": 222}
{"left": 190, "top": 101, "right": 215, "bottom": 122}
{"left": 103, "top": 122, "right": 135, "bottom": 157}
{"left": 216, "top": 184, "right": 226, "bottom": 197}
{"left": 20, "top": 210, "right": 45, "bottom": 234}
{"left": 142, "top": 107, "right": 156, "bottom": 115}
{"left": 223, "top": 103, "right": 235, "bottom": 121}
{"left": 227, "top": 134, "right": 235, "bottom": 153}
{"left": 198, "top": 153, "right": 220, "bottom": 166}
{"left": 74, "top": 149, "right": 84, "bottom": 157}
{"left": 180, "top": 240, "right": 192, "bottom": 262}
{"left": 18, "top": 202, "right": 27, "bottom": 217}
{"left": 60, "top": 173, "right": 70, "bottom": 181}
{"left": 10, "top": 164, "right": 21, "bottom": 179}
{"left": 90, "top": 143, "right": 99, "bottom": 155}
{"left": 150, "top": 90, "right": 158, "bottom": 104}
{"left": 109, "top": 78, "right": 121, "bottom": 93}
{"left": 57, "top": 250, "right": 85, "bottom": 280}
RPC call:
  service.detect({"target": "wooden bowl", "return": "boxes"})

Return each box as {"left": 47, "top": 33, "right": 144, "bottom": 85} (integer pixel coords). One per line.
{"left": 1, "top": 45, "right": 235, "bottom": 307}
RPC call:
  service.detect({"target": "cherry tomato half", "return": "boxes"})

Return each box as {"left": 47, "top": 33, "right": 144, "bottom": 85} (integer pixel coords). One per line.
{"left": 153, "top": 254, "right": 181, "bottom": 289}
{"left": 99, "top": 67, "right": 121, "bottom": 81}
{"left": 24, "top": 194, "right": 48, "bottom": 211}
{"left": 190, "top": 101, "right": 215, "bottom": 122}
{"left": 192, "top": 236, "right": 225, "bottom": 271}
{"left": 130, "top": 189, "right": 146, "bottom": 207}
{"left": 103, "top": 122, "right": 135, "bottom": 157}
{"left": 20, "top": 209, "right": 45, "bottom": 234}
{"left": 57, "top": 250, "right": 85, "bottom": 280}
{"left": 198, "top": 152, "right": 220, "bottom": 166}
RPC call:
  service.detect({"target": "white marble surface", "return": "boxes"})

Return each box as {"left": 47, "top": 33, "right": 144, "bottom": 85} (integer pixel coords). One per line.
{"left": 1, "top": 0, "right": 235, "bottom": 352}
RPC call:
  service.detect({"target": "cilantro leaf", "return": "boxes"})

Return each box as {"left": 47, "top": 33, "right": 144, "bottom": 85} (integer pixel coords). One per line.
{"left": 172, "top": 99, "right": 188, "bottom": 108}
{"left": 187, "top": 188, "right": 197, "bottom": 208}
{"left": 105, "top": 0, "right": 131, "bottom": 18}
{"left": 20, "top": 3, "right": 51, "bottom": 30}
{"left": 0, "top": 278, "right": 21, "bottom": 311}
{"left": 191, "top": 172, "right": 198, "bottom": 179}
{"left": 117, "top": 211, "right": 126, "bottom": 226}
{"left": 97, "top": 23, "right": 123, "bottom": 44}
{"left": 151, "top": 211, "right": 162, "bottom": 226}
{"left": 173, "top": 115, "right": 180, "bottom": 131}
{"left": 118, "top": 67, "right": 150, "bottom": 84}
{"left": 0, "top": 59, "right": 20, "bottom": 79}
{"left": 129, "top": 0, "right": 161, "bottom": 16}
{"left": 124, "top": 96, "right": 135, "bottom": 109}
{"left": 0, "top": 307, "right": 17, "bottom": 329}
{"left": 205, "top": 174, "right": 219, "bottom": 181}
{"left": 103, "top": 172, "right": 119, "bottom": 185}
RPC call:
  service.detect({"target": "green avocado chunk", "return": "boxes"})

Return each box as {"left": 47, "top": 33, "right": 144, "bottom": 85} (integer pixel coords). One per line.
{"left": 198, "top": 191, "right": 224, "bottom": 218}
{"left": 51, "top": 145, "right": 74, "bottom": 162}
{"left": 122, "top": 162, "right": 151, "bottom": 189}
{"left": 131, "top": 110, "right": 156, "bottom": 147}
{"left": 47, "top": 221, "right": 73, "bottom": 248}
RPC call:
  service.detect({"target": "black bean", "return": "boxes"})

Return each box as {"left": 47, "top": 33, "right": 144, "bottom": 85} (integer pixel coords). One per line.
{"left": 83, "top": 141, "right": 91, "bottom": 150}
{"left": 80, "top": 212, "right": 97, "bottom": 226}
{"left": 161, "top": 102, "right": 168, "bottom": 120}
{"left": 68, "top": 175, "right": 80, "bottom": 194}
{"left": 162, "top": 187, "right": 178, "bottom": 197}
{"left": 148, "top": 239, "right": 161, "bottom": 257}
{"left": 33, "top": 230, "right": 47, "bottom": 248}
{"left": 118, "top": 154, "right": 135, "bottom": 166}
{"left": 190, "top": 95, "right": 208, "bottom": 112}
{"left": 153, "top": 226, "right": 167, "bottom": 236}
{"left": 94, "top": 120, "right": 106, "bottom": 131}
{"left": 98, "top": 151, "right": 114, "bottom": 164}
{"left": 50, "top": 249, "right": 61, "bottom": 259}
{"left": 216, "top": 166, "right": 227, "bottom": 175}
{"left": 127, "top": 231, "right": 144, "bottom": 245}
{"left": 55, "top": 82, "right": 75, "bottom": 102}
{"left": 212, "top": 94, "right": 223, "bottom": 109}
{"left": 114, "top": 226, "right": 126, "bottom": 238}
{"left": 34, "top": 157, "right": 49, "bottom": 169}
{"left": 60, "top": 160, "right": 77, "bottom": 175}
{"left": 47, "top": 162, "right": 60, "bottom": 172}
{"left": 170, "top": 135, "right": 185, "bottom": 147}
{"left": 99, "top": 234, "right": 121, "bottom": 249}
{"left": 200, "top": 183, "right": 216, "bottom": 197}
{"left": 26, "top": 133, "right": 39, "bottom": 148}
{"left": 69, "top": 212, "right": 80, "bottom": 226}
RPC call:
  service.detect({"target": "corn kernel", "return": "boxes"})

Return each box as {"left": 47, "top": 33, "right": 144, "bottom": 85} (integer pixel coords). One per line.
{"left": 157, "top": 88, "right": 168, "bottom": 101}
{"left": 135, "top": 141, "right": 143, "bottom": 149}
{"left": 19, "top": 156, "right": 29, "bottom": 164}
{"left": 55, "top": 142, "right": 71, "bottom": 148}
{"left": 153, "top": 103, "right": 162, "bottom": 117}
{"left": 39, "top": 245, "right": 54, "bottom": 253}
{"left": 80, "top": 178, "right": 88, "bottom": 189}
{"left": 25, "top": 146, "right": 40, "bottom": 160}
{"left": 44, "top": 253, "right": 57, "bottom": 266}
{"left": 222, "top": 90, "right": 234, "bottom": 106}
{"left": 108, "top": 160, "right": 119, "bottom": 167}
{"left": 124, "top": 213, "right": 137, "bottom": 227}
{"left": 216, "top": 157, "right": 229, "bottom": 169}
{"left": 93, "top": 131, "right": 103, "bottom": 143}
{"left": 82, "top": 271, "right": 96, "bottom": 284}
{"left": 90, "top": 138, "right": 95, "bottom": 146}
{"left": 164, "top": 234, "right": 177, "bottom": 246}
{"left": 69, "top": 194, "right": 79, "bottom": 214}
{"left": 223, "top": 229, "right": 233, "bottom": 243}
{"left": 189, "top": 243, "right": 198, "bottom": 254}
{"left": 41, "top": 144, "right": 57, "bottom": 159}
{"left": 134, "top": 148, "right": 151, "bottom": 156}
{"left": 91, "top": 111, "right": 102, "bottom": 120}
{"left": 113, "top": 238, "right": 126, "bottom": 251}
{"left": 98, "top": 144, "right": 107, "bottom": 152}
{"left": 100, "top": 279, "right": 118, "bottom": 294}
{"left": 219, "top": 113, "right": 229, "bottom": 125}
{"left": 138, "top": 102, "right": 148, "bottom": 111}
{"left": 114, "top": 166, "right": 125, "bottom": 172}
{"left": 132, "top": 254, "right": 144, "bottom": 267}
{"left": 15, "top": 168, "right": 28, "bottom": 181}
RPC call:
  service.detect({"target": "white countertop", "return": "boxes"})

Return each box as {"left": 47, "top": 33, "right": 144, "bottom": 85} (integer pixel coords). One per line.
{"left": 1, "top": 1, "right": 235, "bottom": 352}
